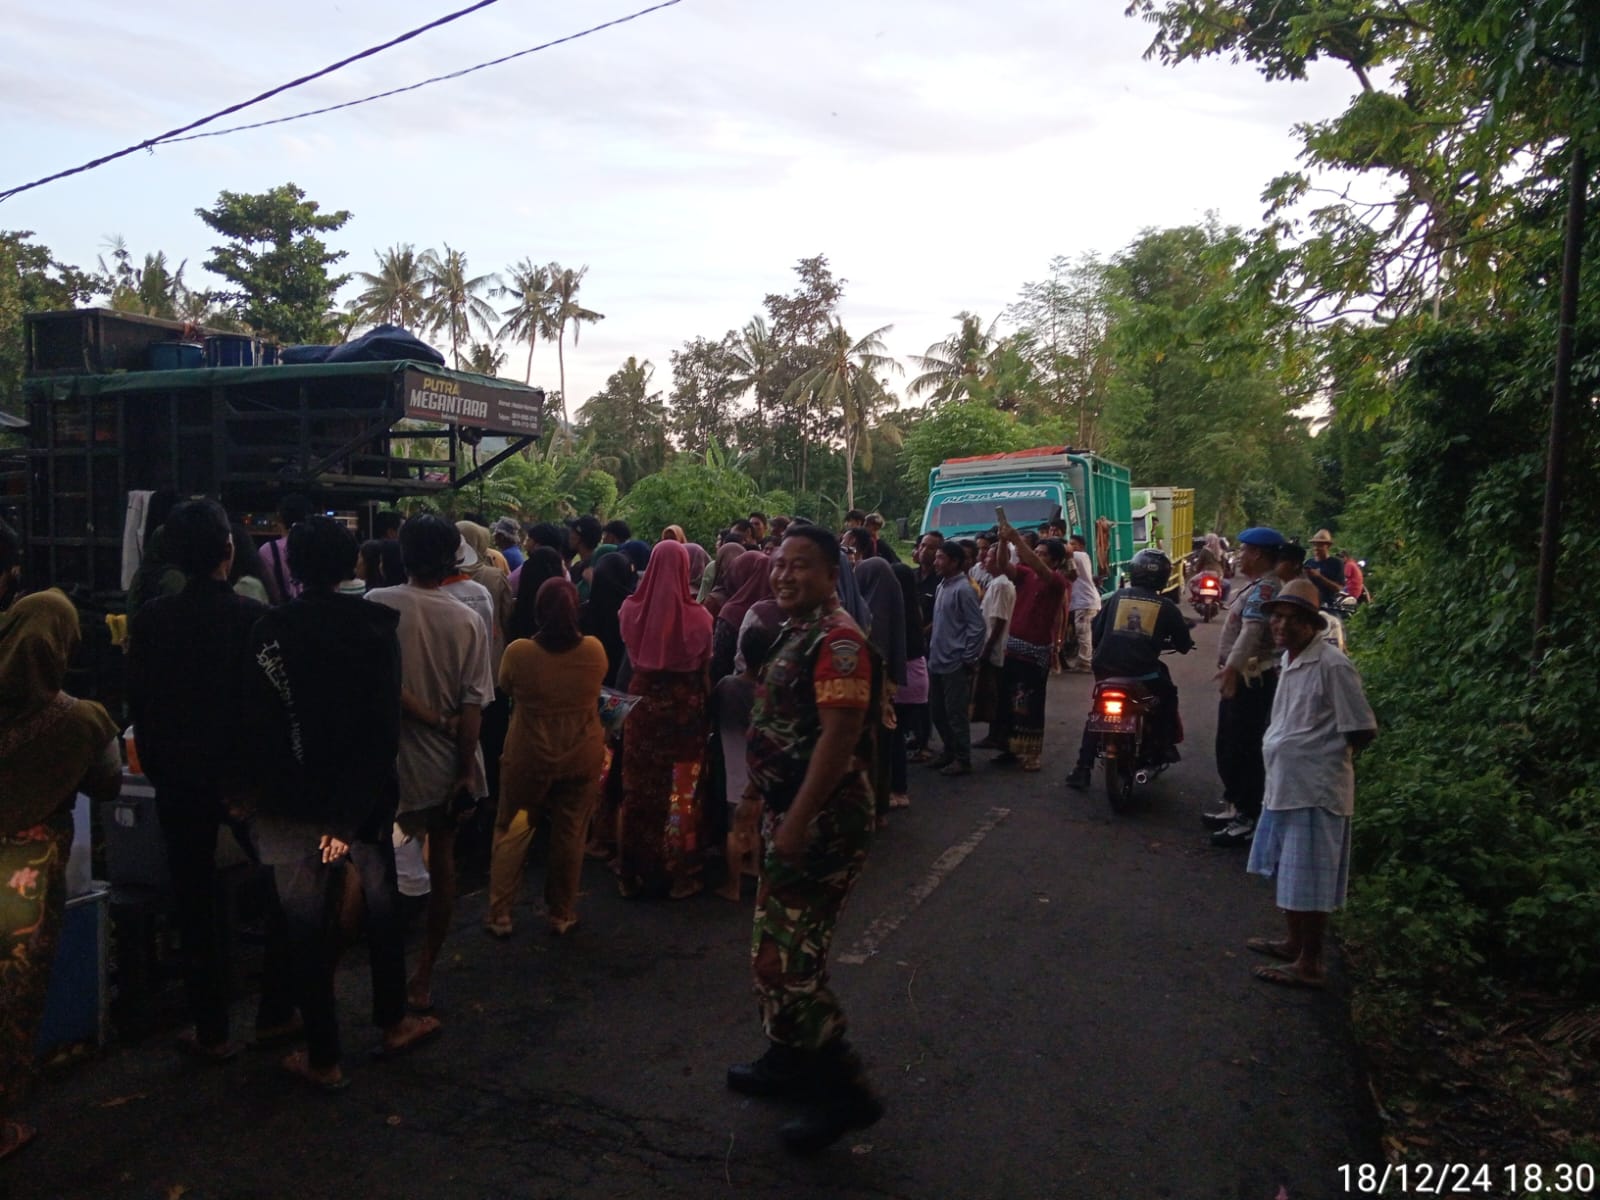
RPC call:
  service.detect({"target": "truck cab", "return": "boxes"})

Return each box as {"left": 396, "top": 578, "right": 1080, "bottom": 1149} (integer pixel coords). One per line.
{"left": 920, "top": 447, "right": 1134, "bottom": 597}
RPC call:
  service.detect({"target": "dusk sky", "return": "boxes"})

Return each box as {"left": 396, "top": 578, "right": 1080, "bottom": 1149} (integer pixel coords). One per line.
{"left": 4, "top": 0, "right": 1361, "bottom": 404}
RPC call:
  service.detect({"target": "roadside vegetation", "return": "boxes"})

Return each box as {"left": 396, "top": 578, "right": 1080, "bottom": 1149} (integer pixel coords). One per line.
{"left": 2, "top": 0, "right": 1597, "bottom": 1160}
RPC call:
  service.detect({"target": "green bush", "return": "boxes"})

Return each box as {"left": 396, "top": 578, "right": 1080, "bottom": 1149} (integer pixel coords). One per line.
{"left": 1338, "top": 322, "right": 1600, "bottom": 1004}
{"left": 618, "top": 460, "right": 764, "bottom": 549}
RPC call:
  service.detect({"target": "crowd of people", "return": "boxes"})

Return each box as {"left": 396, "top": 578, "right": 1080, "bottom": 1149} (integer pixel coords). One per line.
{"left": 0, "top": 496, "right": 1376, "bottom": 1160}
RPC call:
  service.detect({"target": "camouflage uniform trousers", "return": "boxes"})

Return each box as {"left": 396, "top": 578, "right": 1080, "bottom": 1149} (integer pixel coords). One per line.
{"left": 751, "top": 773, "right": 875, "bottom": 1052}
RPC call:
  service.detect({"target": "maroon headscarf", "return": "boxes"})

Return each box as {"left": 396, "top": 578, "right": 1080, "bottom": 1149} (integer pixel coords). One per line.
{"left": 618, "top": 540, "right": 713, "bottom": 673}
{"left": 715, "top": 549, "right": 774, "bottom": 633}
{"left": 534, "top": 577, "right": 583, "bottom": 653}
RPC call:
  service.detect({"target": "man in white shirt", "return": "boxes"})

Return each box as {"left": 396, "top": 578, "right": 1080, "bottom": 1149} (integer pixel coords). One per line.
{"left": 1245, "top": 578, "right": 1376, "bottom": 990}
{"left": 367, "top": 515, "right": 494, "bottom": 1012}
{"left": 1065, "top": 534, "right": 1101, "bottom": 672}
{"left": 972, "top": 545, "right": 1016, "bottom": 750}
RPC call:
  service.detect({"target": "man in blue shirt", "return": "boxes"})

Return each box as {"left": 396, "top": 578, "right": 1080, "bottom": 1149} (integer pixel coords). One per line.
{"left": 491, "top": 518, "right": 525, "bottom": 572}
{"left": 926, "top": 542, "right": 986, "bottom": 776}
{"left": 1303, "top": 529, "right": 1345, "bottom": 605}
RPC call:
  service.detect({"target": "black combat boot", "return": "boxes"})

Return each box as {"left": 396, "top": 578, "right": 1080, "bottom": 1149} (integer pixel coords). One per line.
{"left": 778, "top": 1040, "right": 884, "bottom": 1154}
{"left": 726, "top": 1041, "right": 813, "bottom": 1098}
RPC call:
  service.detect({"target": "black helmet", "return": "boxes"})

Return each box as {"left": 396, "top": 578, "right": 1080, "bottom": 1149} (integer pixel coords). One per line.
{"left": 1129, "top": 548, "right": 1170, "bottom": 590}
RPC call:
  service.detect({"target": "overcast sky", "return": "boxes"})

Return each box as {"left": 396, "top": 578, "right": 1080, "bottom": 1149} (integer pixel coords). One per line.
{"left": 3, "top": 0, "right": 1360, "bottom": 405}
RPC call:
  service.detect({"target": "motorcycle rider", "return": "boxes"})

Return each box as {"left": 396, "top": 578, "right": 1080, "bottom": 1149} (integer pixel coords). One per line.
{"left": 1065, "top": 549, "right": 1194, "bottom": 791}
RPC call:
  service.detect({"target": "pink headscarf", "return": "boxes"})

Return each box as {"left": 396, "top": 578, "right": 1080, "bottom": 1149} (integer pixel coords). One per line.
{"left": 715, "top": 549, "right": 773, "bottom": 633}
{"left": 619, "top": 539, "right": 713, "bottom": 673}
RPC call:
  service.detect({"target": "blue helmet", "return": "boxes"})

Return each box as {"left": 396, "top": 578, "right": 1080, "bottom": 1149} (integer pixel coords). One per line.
{"left": 1236, "top": 526, "right": 1286, "bottom": 548}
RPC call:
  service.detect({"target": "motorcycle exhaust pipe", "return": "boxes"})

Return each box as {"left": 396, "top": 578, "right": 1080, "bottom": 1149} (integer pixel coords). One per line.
{"left": 1134, "top": 770, "right": 1152, "bottom": 785}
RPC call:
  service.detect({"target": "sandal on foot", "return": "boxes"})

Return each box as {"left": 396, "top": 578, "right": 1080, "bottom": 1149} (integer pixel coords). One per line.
{"left": 1252, "top": 963, "right": 1325, "bottom": 990}
{"left": 482, "top": 918, "right": 514, "bottom": 939}
{"left": 281, "top": 1050, "right": 349, "bottom": 1092}
{"left": 548, "top": 914, "right": 579, "bottom": 936}
{"left": 889, "top": 793, "right": 911, "bottom": 809}
{"left": 1245, "top": 937, "right": 1297, "bottom": 962}
{"left": 372, "top": 1015, "right": 442, "bottom": 1060}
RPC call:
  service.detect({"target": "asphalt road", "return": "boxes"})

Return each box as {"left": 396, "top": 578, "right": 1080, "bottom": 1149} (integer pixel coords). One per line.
{"left": 19, "top": 618, "right": 1381, "bottom": 1200}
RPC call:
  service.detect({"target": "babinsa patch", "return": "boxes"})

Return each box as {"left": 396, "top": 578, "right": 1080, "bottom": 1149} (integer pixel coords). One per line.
{"left": 828, "top": 637, "right": 862, "bottom": 678}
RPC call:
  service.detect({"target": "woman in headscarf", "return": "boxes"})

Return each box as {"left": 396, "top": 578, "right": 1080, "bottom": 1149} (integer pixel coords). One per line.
{"left": 485, "top": 579, "right": 608, "bottom": 938}
{"left": 506, "top": 548, "right": 567, "bottom": 643}
{"left": 893, "top": 563, "right": 933, "bottom": 763}
{"left": 709, "top": 550, "right": 770, "bottom": 683}
{"left": 456, "top": 521, "right": 514, "bottom": 662}
{"left": 684, "top": 543, "right": 711, "bottom": 599}
{"left": 0, "top": 592, "right": 120, "bottom": 1160}
{"left": 660, "top": 525, "right": 687, "bottom": 544}
{"left": 856, "top": 558, "right": 909, "bottom": 817}
{"left": 615, "top": 540, "right": 713, "bottom": 898}
{"left": 703, "top": 541, "right": 746, "bottom": 616}
{"left": 580, "top": 552, "right": 637, "bottom": 862}
{"left": 583, "top": 552, "right": 635, "bottom": 687}
{"left": 835, "top": 547, "right": 872, "bottom": 630}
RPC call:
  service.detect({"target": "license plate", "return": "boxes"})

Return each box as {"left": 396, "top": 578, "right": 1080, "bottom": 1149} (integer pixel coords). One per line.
{"left": 1089, "top": 715, "right": 1139, "bottom": 733}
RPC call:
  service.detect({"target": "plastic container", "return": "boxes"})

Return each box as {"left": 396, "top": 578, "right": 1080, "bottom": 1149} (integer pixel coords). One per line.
{"left": 146, "top": 341, "right": 203, "bottom": 370}
{"left": 205, "top": 334, "right": 258, "bottom": 367}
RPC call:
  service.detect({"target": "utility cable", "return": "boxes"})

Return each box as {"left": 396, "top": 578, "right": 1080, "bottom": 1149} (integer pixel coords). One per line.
{"left": 158, "top": 0, "right": 684, "bottom": 145}
{"left": 0, "top": 0, "right": 506, "bottom": 203}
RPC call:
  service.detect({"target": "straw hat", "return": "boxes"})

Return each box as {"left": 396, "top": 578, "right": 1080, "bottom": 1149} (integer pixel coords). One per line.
{"left": 1260, "top": 578, "right": 1327, "bottom": 628}
{"left": 1310, "top": 528, "right": 1334, "bottom": 545}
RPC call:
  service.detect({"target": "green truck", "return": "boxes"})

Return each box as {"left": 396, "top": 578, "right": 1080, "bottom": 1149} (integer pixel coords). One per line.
{"left": 919, "top": 446, "right": 1135, "bottom": 596}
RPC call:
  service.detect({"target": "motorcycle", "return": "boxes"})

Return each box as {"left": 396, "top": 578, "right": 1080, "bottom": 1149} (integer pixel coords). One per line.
{"left": 1188, "top": 570, "right": 1224, "bottom": 622}
{"left": 1085, "top": 672, "right": 1180, "bottom": 812}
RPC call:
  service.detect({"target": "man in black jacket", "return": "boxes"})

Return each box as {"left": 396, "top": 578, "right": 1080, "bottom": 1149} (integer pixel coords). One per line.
{"left": 127, "top": 499, "right": 295, "bottom": 1059}
{"left": 247, "top": 516, "right": 440, "bottom": 1090}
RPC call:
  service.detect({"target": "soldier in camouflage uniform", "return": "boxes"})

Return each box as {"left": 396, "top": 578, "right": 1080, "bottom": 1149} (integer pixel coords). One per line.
{"left": 727, "top": 524, "right": 885, "bottom": 1154}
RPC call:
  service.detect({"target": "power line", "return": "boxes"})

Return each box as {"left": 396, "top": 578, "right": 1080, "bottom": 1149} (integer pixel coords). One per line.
{"left": 0, "top": 0, "right": 506, "bottom": 203}
{"left": 159, "top": 1, "right": 684, "bottom": 146}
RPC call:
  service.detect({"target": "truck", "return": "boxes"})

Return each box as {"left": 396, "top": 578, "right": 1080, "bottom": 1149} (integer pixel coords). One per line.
{"left": 919, "top": 446, "right": 1135, "bottom": 596}
{"left": 3, "top": 306, "right": 549, "bottom": 711}
{"left": 1130, "top": 486, "right": 1194, "bottom": 596}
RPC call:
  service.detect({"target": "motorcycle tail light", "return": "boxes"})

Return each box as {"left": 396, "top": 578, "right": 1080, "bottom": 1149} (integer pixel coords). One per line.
{"left": 1099, "top": 690, "right": 1127, "bottom": 716}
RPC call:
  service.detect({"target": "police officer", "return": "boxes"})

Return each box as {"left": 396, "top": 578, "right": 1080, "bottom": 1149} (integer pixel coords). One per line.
{"left": 1204, "top": 527, "right": 1285, "bottom": 846}
{"left": 1065, "top": 549, "right": 1194, "bottom": 790}
{"left": 727, "top": 524, "right": 885, "bottom": 1154}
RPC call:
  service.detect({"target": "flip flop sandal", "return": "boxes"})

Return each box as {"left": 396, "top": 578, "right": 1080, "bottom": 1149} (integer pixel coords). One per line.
{"left": 482, "top": 919, "right": 514, "bottom": 939}
{"left": 280, "top": 1054, "right": 350, "bottom": 1093}
{"left": 371, "top": 1017, "right": 443, "bottom": 1060}
{"left": 1245, "top": 937, "right": 1297, "bottom": 962}
{"left": 1252, "top": 963, "right": 1325, "bottom": 990}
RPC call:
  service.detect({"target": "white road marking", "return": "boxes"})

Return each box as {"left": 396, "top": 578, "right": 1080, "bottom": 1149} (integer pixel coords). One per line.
{"left": 837, "top": 806, "right": 1012, "bottom": 964}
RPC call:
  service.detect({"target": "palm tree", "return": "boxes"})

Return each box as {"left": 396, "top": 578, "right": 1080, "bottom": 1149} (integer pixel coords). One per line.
{"left": 350, "top": 244, "right": 428, "bottom": 329}
{"left": 908, "top": 312, "right": 1001, "bottom": 405}
{"left": 547, "top": 263, "right": 605, "bottom": 429}
{"left": 98, "top": 236, "right": 190, "bottom": 320}
{"left": 420, "top": 245, "right": 499, "bottom": 369}
{"left": 726, "top": 315, "right": 774, "bottom": 475}
{"left": 494, "top": 259, "right": 555, "bottom": 385}
{"left": 783, "top": 321, "right": 901, "bottom": 511}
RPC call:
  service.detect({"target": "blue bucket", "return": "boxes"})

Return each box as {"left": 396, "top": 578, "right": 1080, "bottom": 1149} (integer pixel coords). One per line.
{"left": 147, "top": 341, "right": 204, "bottom": 370}
{"left": 206, "top": 334, "right": 258, "bottom": 367}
